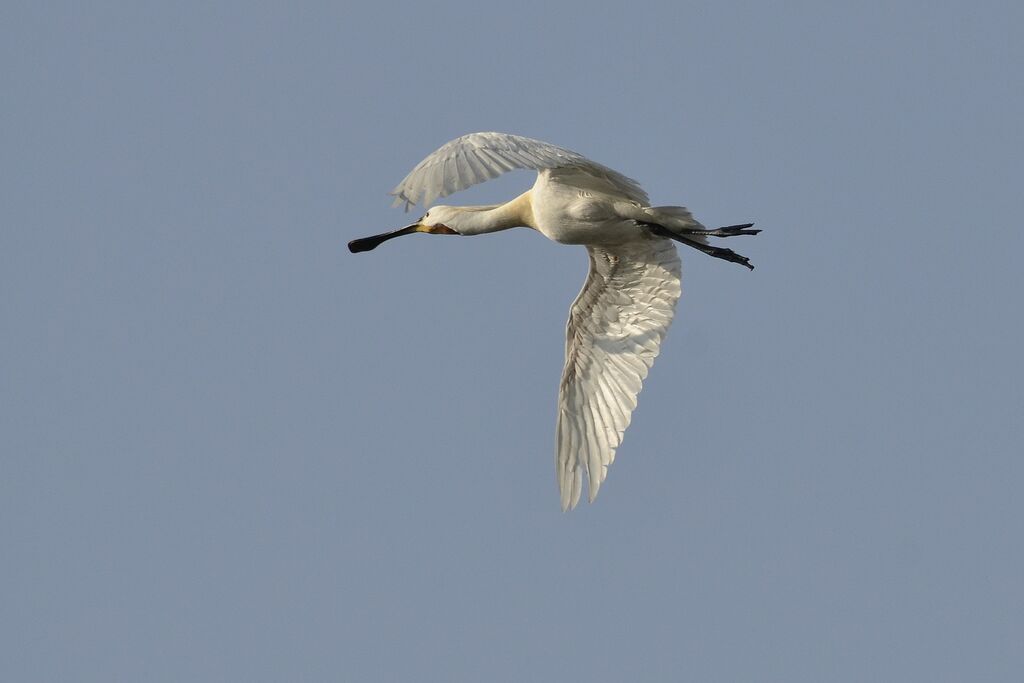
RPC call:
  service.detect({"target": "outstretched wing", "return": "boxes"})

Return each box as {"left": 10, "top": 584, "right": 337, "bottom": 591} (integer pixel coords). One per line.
{"left": 556, "top": 238, "right": 681, "bottom": 511}
{"left": 390, "top": 131, "right": 648, "bottom": 210}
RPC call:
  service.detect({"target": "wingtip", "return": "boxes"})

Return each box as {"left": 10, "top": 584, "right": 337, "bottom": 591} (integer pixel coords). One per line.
{"left": 559, "top": 470, "right": 584, "bottom": 511}
{"left": 388, "top": 189, "right": 417, "bottom": 212}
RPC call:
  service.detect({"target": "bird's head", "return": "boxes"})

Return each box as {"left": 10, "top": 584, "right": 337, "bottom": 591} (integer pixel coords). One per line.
{"left": 348, "top": 206, "right": 460, "bottom": 253}
{"left": 419, "top": 206, "right": 462, "bottom": 232}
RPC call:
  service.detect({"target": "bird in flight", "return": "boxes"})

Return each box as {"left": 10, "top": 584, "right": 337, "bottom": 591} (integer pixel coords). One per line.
{"left": 349, "top": 132, "right": 759, "bottom": 510}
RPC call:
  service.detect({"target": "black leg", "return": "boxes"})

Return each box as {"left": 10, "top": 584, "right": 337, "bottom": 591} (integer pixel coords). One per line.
{"left": 643, "top": 223, "right": 756, "bottom": 270}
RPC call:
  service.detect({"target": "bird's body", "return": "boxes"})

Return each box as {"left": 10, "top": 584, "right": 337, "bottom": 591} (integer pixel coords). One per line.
{"left": 532, "top": 171, "right": 646, "bottom": 246}
{"left": 350, "top": 132, "right": 758, "bottom": 510}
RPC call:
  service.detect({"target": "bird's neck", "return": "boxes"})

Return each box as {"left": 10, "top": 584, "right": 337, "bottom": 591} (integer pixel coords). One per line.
{"left": 451, "top": 191, "right": 535, "bottom": 236}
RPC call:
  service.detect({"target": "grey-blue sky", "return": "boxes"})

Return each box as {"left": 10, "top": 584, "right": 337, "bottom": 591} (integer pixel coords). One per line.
{"left": 3, "top": 1, "right": 1022, "bottom": 680}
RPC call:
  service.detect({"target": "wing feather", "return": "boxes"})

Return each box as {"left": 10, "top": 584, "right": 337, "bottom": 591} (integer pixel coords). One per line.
{"left": 390, "top": 131, "right": 648, "bottom": 210}
{"left": 556, "top": 238, "right": 682, "bottom": 510}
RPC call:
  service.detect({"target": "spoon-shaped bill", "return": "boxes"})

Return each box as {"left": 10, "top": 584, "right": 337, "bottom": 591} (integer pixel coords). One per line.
{"left": 348, "top": 224, "right": 421, "bottom": 253}
{"left": 348, "top": 223, "right": 458, "bottom": 253}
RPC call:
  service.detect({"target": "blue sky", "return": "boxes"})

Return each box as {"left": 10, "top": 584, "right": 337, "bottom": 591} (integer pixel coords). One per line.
{"left": 3, "top": 2, "right": 1023, "bottom": 680}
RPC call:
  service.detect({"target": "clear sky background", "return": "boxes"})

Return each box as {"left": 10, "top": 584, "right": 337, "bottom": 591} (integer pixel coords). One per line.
{"left": 3, "top": 2, "right": 1023, "bottom": 681}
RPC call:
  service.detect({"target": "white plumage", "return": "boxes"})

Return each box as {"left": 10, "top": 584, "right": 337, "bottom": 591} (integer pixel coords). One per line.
{"left": 556, "top": 239, "right": 680, "bottom": 510}
{"left": 389, "top": 132, "right": 648, "bottom": 210}
{"left": 350, "top": 132, "right": 758, "bottom": 510}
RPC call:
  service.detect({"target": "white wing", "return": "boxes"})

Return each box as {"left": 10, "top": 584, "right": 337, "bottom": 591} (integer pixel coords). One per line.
{"left": 556, "top": 238, "right": 681, "bottom": 510}
{"left": 390, "top": 131, "right": 648, "bottom": 210}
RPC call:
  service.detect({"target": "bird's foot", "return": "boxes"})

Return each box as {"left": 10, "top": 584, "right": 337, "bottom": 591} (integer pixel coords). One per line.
{"left": 682, "top": 238, "right": 755, "bottom": 270}
{"left": 703, "top": 223, "right": 761, "bottom": 238}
